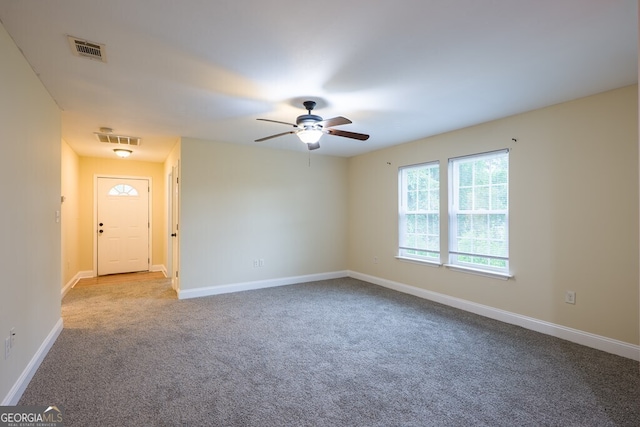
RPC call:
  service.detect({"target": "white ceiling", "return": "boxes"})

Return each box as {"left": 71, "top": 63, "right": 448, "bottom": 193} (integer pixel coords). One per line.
{"left": 0, "top": 1, "right": 637, "bottom": 161}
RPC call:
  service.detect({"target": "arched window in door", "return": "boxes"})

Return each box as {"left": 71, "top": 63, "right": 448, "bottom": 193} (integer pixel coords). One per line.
{"left": 108, "top": 184, "right": 139, "bottom": 196}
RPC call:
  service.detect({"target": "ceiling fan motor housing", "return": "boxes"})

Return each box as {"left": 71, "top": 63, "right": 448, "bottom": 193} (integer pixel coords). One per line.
{"left": 296, "top": 114, "right": 323, "bottom": 128}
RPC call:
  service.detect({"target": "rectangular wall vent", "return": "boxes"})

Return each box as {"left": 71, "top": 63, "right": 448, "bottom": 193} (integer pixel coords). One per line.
{"left": 94, "top": 133, "right": 141, "bottom": 146}
{"left": 67, "top": 36, "right": 107, "bottom": 62}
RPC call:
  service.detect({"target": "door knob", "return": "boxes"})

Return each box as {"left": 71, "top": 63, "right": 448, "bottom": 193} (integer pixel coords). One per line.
{"left": 171, "top": 233, "right": 177, "bottom": 237}
{"left": 99, "top": 230, "right": 104, "bottom": 234}
{"left": 99, "top": 223, "right": 104, "bottom": 226}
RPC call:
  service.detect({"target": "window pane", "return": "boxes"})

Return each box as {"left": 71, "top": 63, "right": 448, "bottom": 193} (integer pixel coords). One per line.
{"left": 430, "top": 167, "right": 439, "bottom": 181}
{"left": 459, "top": 163, "right": 473, "bottom": 186}
{"left": 108, "top": 184, "right": 138, "bottom": 196}
{"left": 418, "top": 170, "right": 428, "bottom": 189}
{"left": 418, "top": 191, "right": 428, "bottom": 210}
{"left": 449, "top": 151, "right": 509, "bottom": 273}
{"left": 492, "top": 184, "right": 508, "bottom": 210}
{"left": 429, "top": 189, "right": 439, "bottom": 210}
{"left": 474, "top": 186, "right": 490, "bottom": 210}
{"left": 492, "top": 157, "right": 508, "bottom": 184}
{"left": 428, "top": 213, "right": 439, "bottom": 234}
{"left": 399, "top": 162, "right": 440, "bottom": 261}
{"left": 456, "top": 214, "right": 472, "bottom": 236}
{"left": 407, "top": 191, "right": 417, "bottom": 211}
{"left": 491, "top": 240, "right": 508, "bottom": 257}
{"left": 407, "top": 170, "right": 417, "bottom": 191}
{"left": 458, "top": 238, "right": 474, "bottom": 253}
{"left": 406, "top": 215, "right": 416, "bottom": 233}
{"left": 427, "top": 236, "right": 439, "bottom": 251}
{"left": 475, "top": 239, "right": 489, "bottom": 256}
{"left": 490, "top": 259, "right": 507, "bottom": 268}
{"left": 459, "top": 188, "right": 472, "bottom": 210}
{"left": 415, "top": 214, "right": 427, "bottom": 233}
{"left": 474, "top": 161, "right": 490, "bottom": 185}
{"left": 472, "top": 214, "right": 488, "bottom": 238}
{"left": 489, "top": 214, "right": 506, "bottom": 240}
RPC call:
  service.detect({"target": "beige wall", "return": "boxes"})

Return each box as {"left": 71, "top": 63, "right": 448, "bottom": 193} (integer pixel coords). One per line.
{"left": 348, "top": 85, "right": 639, "bottom": 345}
{"left": 61, "top": 139, "right": 81, "bottom": 287}
{"left": 78, "top": 157, "right": 166, "bottom": 272}
{"left": 179, "top": 139, "right": 348, "bottom": 290}
{"left": 0, "top": 22, "right": 61, "bottom": 402}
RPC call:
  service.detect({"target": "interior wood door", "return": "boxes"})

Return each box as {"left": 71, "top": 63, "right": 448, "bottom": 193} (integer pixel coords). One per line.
{"left": 97, "top": 177, "right": 150, "bottom": 276}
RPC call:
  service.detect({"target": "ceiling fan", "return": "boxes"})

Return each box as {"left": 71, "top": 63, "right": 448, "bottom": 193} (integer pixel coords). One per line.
{"left": 255, "top": 101, "right": 369, "bottom": 150}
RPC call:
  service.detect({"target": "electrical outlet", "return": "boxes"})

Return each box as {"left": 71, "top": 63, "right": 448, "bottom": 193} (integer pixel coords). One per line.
{"left": 565, "top": 291, "right": 576, "bottom": 305}
{"left": 4, "top": 337, "right": 10, "bottom": 359}
{"left": 253, "top": 259, "right": 258, "bottom": 268}
{"left": 258, "top": 259, "right": 264, "bottom": 267}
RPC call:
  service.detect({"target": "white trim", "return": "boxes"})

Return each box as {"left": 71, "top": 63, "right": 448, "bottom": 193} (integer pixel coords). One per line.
{"left": 2, "top": 318, "right": 63, "bottom": 405}
{"left": 61, "top": 270, "right": 94, "bottom": 297}
{"left": 395, "top": 256, "right": 442, "bottom": 267}
{"left": 348, "top": 271, "right": 640, "bottom": 361}
{"left": 177, "top": 271, "right": 349, "bottom": 300}
{"left": 443, "top": 264, "right": 512, "bottom": 280}
{"left": 150, "top": 264, "right": 167, "bottom": 277}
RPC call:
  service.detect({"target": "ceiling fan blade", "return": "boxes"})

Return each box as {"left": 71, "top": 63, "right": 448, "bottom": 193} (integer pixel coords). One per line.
{"left": 255, "top": 131, "right": 296, "bottom": 142}
{"left": 318, "top": 116, "right": 351, "bottom": 128}
{"left": 307, "top": 142, "right": 321, "bottom": 151}
{"left": 327, "top": 128, "right": 370, "bottom": 141}
{"left": 257, "top": 118, "right": 297, "bottom": 127}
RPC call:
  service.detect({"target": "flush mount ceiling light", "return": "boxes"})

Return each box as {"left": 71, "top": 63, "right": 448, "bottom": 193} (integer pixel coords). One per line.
{"left": 113, "top": 148, "right": 132, "bottom": 158}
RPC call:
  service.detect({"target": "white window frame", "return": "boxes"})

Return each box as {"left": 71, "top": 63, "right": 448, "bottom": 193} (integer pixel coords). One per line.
{"left": 398, "top": 161, "right": 440, "bottom": 264}
{"left": 448, "top": 149, "right": 510, "bottom": 276}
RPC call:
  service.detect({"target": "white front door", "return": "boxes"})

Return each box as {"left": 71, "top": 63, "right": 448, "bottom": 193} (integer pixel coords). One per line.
{"left": 97, "top": 177, "right": 150, "bottom": 276}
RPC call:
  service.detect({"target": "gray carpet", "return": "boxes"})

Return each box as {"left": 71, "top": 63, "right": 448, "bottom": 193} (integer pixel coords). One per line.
{"left": 18, "top": 276, "right": 640, "bottom": 426}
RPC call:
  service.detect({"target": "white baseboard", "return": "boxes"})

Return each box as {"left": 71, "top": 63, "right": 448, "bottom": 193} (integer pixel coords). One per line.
{"left": 2, "top": 318, "right": 63, "bottom": 405}
{"left": 150, "top": 264, "right": 167, "bottom": 276}
{"left": 61, "top": 270, "right": 94, "bottom": 297}
{"left": 349, "top": 271, "right": 640, "bottom": 361}
{"left": 178, "top": 271, "right": 349, "bottom": 300}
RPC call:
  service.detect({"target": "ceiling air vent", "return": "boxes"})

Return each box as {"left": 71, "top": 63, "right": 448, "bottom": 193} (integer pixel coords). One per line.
{"left": 94, "top": 132, "right": 141, "bottom": 146}
{"left": 67, "top": 35, "right": 107, "bottom": 62}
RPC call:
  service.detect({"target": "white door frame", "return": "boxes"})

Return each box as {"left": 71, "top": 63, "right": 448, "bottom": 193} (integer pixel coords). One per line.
{"left": 93, "top": 174, "right": 153, "bottom": 277}
{"left": 170, "top": 161, "right": 180, "bottom": 291}
{"left": 167, "top": 170, "right": 173, "bottom": 282}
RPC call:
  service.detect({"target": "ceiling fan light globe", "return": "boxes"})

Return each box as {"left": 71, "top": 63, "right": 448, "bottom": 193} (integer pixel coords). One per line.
{"left": 297, "top": 129, "right": 323, "bottom": 144}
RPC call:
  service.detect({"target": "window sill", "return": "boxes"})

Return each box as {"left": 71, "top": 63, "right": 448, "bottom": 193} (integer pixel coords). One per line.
{"left": 444, "top": 264, "right": 513, "bottom": 280}
{"left": 395, "top": 256, "right": 442, "bottom": 267}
